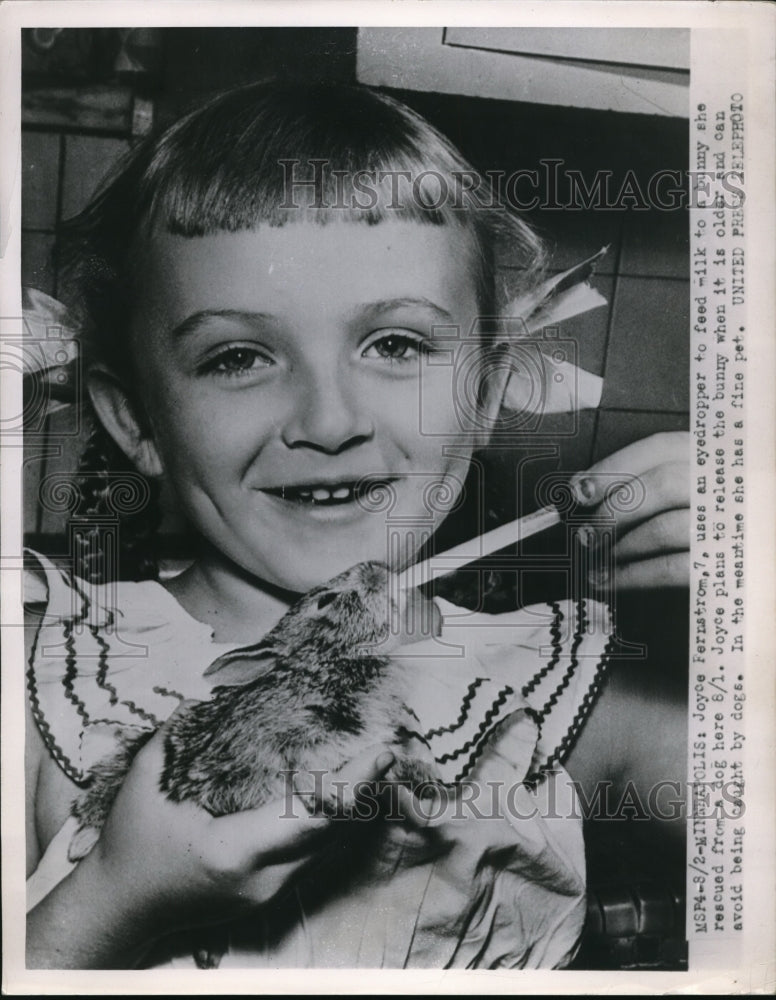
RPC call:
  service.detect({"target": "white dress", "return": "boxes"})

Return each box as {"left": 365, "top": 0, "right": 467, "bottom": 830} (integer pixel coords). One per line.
{"left": 25, "top": 550, "right": 613, "bottom": 969}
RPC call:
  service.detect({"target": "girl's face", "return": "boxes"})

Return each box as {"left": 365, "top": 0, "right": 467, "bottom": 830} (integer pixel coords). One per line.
{"left": 122, "top": 220, "right": 496, "bottom": 592}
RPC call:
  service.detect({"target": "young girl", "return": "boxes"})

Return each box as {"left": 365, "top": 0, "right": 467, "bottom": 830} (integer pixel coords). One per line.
{"left": 24, "top": 82, "right": 690, "bottom": 969}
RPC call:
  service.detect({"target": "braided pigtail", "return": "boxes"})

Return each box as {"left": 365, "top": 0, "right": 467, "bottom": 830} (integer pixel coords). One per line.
{"left": 73, "top": 417, "right": 162, "bottom": 584}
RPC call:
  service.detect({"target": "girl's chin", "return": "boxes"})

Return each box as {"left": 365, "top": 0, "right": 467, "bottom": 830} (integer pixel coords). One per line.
{"left": 265, "top": 555, "right": 387, "bottom": 594}
{"left": 243, "top": 538, "right": 421, "bottom": 594}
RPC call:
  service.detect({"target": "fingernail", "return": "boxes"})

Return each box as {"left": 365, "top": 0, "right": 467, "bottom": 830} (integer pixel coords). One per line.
{"left": 574, "top": 477, "right": 596, "bottom": 504}
{"left": 414, "top": 791, "right": 440, "bottom": 819}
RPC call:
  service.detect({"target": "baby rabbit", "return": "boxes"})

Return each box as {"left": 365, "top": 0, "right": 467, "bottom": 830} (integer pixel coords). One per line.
{"left": 68, "top": 561, "right": 441, "bottom": 863}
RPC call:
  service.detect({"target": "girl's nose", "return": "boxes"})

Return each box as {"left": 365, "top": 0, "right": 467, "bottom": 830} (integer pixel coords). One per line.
{"left": 280, "top": 368, "right": 375, "bottom": 454}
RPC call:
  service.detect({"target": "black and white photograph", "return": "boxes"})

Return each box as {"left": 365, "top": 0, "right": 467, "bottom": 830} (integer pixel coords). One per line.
{"left": 1, "top": 3, "right": 774, "bottom": 993}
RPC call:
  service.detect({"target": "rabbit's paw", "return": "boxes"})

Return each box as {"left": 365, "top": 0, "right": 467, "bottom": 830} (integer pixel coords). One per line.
{"left": 68, "top": 727, "right": 156, "bottom": 861}
{"left": 388, "top": 752, "right": 443, "bottom": 796}
{"left": 67, "top": 821, "right": 102, "bottom": 863}
{"left": 68, "top": 774, "right": 122, "bottom": 861}
{"left": 288, "top": 769, "right": 361, "bottom": 820}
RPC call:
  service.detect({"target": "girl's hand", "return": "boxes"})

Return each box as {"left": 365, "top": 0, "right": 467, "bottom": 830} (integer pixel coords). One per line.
{"left": 569, "top": 431, "right": 690, "bottom": 590}
{"left": 27, "top": 710, "right": 395, "bottom": 969}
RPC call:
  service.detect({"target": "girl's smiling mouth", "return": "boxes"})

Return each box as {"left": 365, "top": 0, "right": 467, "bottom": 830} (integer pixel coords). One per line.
{"left": 262, "top": 476, "right": 399, "bottom": 507}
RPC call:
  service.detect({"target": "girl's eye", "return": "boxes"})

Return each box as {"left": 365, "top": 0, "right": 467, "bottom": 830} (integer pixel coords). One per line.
{"left": 363, "top": 330, "right": 427, "bottom": 363}
{"left": 197, "top": 346, "right": 272, "bottom": 377}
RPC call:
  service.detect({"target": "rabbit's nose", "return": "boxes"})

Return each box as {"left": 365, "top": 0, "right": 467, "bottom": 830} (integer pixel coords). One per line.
{"left": 358, "top": 561, "right": 391, "bottom": 593}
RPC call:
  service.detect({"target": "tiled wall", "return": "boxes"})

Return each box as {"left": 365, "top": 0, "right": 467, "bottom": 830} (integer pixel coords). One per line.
{"left": 505, "top": 205, "right": 689, "bottom": 504}
{"left": 22, "top": 130, "right": 130, "bottom": 297}
{"left": 22, "top": 127, "right": 130, "bottom": 541}
{"left": 396, "top": 87, "right": 690, "bottom": 505}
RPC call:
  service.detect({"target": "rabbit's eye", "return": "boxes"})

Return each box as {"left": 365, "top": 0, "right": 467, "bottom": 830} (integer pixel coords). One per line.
{"left": 317, "top": 592, "right": 337, "bottom": 610}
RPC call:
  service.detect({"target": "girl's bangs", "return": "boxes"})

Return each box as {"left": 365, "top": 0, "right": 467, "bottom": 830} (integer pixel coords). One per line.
{"left": 142, "top": 85, "right": 493, "bottom": 236}
{"left": 151, "top": 152, "right": 482, "bottom": 235}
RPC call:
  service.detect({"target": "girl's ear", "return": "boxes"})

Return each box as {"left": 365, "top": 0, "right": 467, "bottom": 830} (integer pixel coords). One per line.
{"left": 87, "top": 367, "right": 164, "bottom": 478}
{"left": 474, "top": 343, "right": 513, "bottom": 447}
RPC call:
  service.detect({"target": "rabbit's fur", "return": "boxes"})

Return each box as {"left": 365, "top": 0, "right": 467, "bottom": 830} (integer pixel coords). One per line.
{"left": 68, "top": 561, "right": 440, "bottom": 862}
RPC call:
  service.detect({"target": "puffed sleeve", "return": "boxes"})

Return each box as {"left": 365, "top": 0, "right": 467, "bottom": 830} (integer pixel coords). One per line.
{"left": 24, "top": 549, "right": 231, "bottom": 786}
{"left": 395, "top": 595, "right": 614, "bottom": 783}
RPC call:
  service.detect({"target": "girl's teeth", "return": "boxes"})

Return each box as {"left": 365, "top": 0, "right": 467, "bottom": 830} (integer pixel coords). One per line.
{"left": 274, "top": 483, "right": 359, "bottom": 503}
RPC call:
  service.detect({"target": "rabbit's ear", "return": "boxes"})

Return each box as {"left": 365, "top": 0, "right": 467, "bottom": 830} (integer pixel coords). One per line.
{"left": 204, "top": 643, "right": 278, "bottom": 687}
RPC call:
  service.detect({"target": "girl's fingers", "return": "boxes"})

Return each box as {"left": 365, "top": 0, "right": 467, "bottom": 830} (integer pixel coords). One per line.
{"left": 388, "top": 782, "right": 452, "bottom": 830}
{"left": 240, "top": 858, "right": 311, "bottom": 906}
{"left": 284, "top": 761, "right": 376, "bottom": 822}
{"left": 306, "top": 743, "right": 397, "bottom": 817}
{"left": 591, "top": 551, "right": 689, "bottom": 591}
{"left": 205, "top": 744, "right": 397, "bottom": 865}
{"left": 580, "top": 507, "right": 690, "bottom": 563}
{"left": 570, "top": 431, "right": 690, "bottom": 500}
{"left": 116, "top": 701, "right": 200, "bottom": 793}
{"left": 333, "top": 744, "right": 397, "bottom": 789}
{"left": 577, "top": 461, "right": 689, "bottom": 534}
{"left": 212, "top": 793, "right": 331, "bottom": 866}
{"left": 570, "top": 433, "right": 691, "bottom": 589}
{"left": 613, "top": 508, "right": 690, "bottom": 564}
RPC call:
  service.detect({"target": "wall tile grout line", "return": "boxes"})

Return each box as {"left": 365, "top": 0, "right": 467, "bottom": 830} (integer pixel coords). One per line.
{"left": 590, "top": 213, "right": 627, "bottom": 468}
{"left": 52, "top": 131, "right": 67, "bottom": 299}
{"left": 498, "top": 267, "right": 689, "bottom": 283}
{"left": 597, "top": 408, "right": 690, "bottom": 416}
